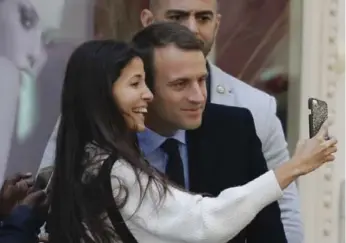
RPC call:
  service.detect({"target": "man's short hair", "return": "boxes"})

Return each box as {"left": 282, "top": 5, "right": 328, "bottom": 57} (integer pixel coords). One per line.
{"left": 132, "top": 22, "right": 203, "bottom": 91}
{"left": 148, "top": 0, "right": 219, "bottom": 12}
{"left": 149, "top": 0, "right": 160, "bottom": 10}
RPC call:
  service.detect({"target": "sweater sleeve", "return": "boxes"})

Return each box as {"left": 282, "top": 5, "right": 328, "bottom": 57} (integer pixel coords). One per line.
{"left": 111, "top": 159, "right": 283, "bottom": 243}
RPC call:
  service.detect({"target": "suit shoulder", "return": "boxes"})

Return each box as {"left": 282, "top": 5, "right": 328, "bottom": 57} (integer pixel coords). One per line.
{"left": 210, "top": 64, "right": 274, "bottom": 109}
{"left": 232, "top": 76, "right": 271, "bottom": 99}
{"left": 204, "top": 103, "right": 254, "bottom": 123}
{"left": 201, "top": 104, "right": 256, "bottom": 140}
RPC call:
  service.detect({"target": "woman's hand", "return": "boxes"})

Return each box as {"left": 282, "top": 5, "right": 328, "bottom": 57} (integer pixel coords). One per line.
{"left": 291, "top": 121, "right": 337, "bottom": 175}
{"left": 274, "top": 121, "right": 337, "bottom": 189}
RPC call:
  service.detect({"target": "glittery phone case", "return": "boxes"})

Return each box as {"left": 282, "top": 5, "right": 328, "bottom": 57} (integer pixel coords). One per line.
{"left": 308, "top": 98, "right": 328, "bottom": 138}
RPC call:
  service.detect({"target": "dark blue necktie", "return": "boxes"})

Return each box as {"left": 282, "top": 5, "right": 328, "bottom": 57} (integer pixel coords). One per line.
{"left": 161, "top": 138, "right": 185, "bottom": 187}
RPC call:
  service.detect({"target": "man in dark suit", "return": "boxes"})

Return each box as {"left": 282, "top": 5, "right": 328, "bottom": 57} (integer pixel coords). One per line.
{"left": 134, "top": 22, "right": 287, "bottom": 243}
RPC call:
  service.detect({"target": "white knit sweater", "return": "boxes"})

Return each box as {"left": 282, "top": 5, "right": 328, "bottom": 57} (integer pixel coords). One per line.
{"left": 106, "top": 159, "right": 283, "bottom": 243}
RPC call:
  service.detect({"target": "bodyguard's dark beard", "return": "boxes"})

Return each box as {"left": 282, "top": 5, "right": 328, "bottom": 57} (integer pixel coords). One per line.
{"left": 203, "top": 44, "right": 212, "bottom": 57}
{"left": 198, "top": 38, "right": 214, "bottom": 57}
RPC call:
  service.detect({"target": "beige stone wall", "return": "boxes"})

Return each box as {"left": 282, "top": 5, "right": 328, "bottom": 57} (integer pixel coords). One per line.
{"left": 288, "top": 0, "right": 345, "bottom": 242}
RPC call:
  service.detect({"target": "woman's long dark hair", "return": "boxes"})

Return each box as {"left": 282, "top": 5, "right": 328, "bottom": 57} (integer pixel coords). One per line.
{"left": 49, "top": 40, "right": 168, "bottom": 243}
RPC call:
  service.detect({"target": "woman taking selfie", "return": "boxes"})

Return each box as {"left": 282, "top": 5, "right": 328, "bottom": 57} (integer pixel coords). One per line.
{"left": 49, "top": 40, "right": 337, "bottom": 243}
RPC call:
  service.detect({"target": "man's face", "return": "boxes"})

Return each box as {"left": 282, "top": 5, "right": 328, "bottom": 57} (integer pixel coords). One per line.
{"left": 141, "top": 0, "right": 220, "bottom": 56}
{"left": 145, "top": 44, "right": 208, "bottom": 135}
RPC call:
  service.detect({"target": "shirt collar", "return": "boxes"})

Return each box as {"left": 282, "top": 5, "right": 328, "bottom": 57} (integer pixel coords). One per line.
{"left": 137, "top": 128, "right": 186, "bottom": 156}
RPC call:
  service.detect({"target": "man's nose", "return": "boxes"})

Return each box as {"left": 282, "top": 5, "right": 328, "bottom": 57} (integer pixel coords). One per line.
{"left": 188, "top": 83, "right": 206, "bottom": 103}
{"left": 184, "top": 17, "right": 199, "bottom": 35}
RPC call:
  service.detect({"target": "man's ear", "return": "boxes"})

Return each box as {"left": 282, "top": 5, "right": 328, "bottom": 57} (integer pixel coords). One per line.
{"left": 140, "top": 9, "right": 155, "bottom": 27}
{"left": 215, "top": 13, "right": 221, "bottom": 36}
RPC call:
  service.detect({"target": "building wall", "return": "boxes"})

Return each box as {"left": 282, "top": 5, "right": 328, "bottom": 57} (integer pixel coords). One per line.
{"left": 288, "top": 0, "right": 345, "bottom": 242}
{"left": 216, "top": 0, "right": 289, "bottom": 85}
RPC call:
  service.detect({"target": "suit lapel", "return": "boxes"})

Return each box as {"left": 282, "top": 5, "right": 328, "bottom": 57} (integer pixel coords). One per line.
{"left": 186, "top": 129, "right": 200, "bottom": 192}
{"left": 208, "top": 62, "right": 236, "bottom": 106}
{"left": 186, "top": 105, "right": 216, "bottom": 193}
{"left": 206, "top": 62, "right": 212, "bottom": 103}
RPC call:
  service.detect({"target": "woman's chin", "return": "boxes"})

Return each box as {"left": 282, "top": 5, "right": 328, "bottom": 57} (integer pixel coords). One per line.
{"left": 134, "top": 123, "right": 146, "bottom": 132}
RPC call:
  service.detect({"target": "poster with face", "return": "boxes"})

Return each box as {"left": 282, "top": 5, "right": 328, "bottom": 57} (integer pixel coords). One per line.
{"left": 0, "top": 0, "right": 77, "bottom": 186}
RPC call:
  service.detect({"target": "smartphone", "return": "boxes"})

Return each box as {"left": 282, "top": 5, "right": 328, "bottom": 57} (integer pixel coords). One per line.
{"left": 33, "top": 166, "right": 54, "bottom": 192}
{"left": 43, "top": 170, "right": 54, "bottom": 193}
{"left": 308, "top": 98, "right": 328, "bottom": 138}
